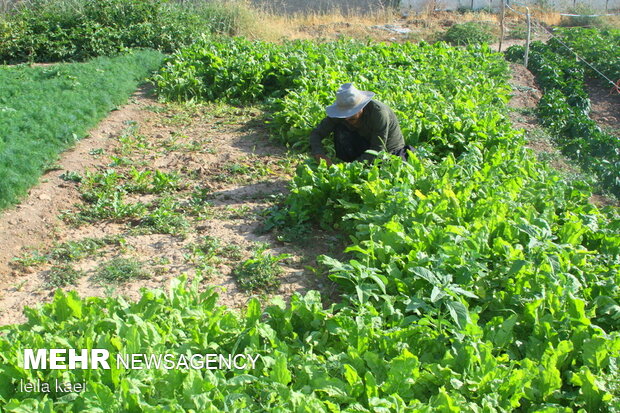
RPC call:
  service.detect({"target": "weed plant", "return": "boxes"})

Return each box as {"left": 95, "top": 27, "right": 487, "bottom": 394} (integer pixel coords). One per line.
{"left": 45, "top": 264, "right": 85, "bottom": 288}
{"left": 94, "top": 257, "right": 148, "bottom": 283}
{"left": 11, "top": 250, "right": 48, "bottom": 270}
{"left": 0, "top": 50, "right": 164, "bottom": 210}
{"left": 11, "top": 236, "right": 125, "bottom": 274}
{"left": 49, "top": 236, "right": 123, "bottom": 262}
{"left": 138, "top": 197, "right": 190, "bottom": 236}
{"left": 232, "top": 244, "right": 290, "bottom": 292}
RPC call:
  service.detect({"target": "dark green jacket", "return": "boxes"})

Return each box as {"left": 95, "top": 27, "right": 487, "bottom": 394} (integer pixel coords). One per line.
{"left": 309, "top": 100, "right": 404, "bottom": 161}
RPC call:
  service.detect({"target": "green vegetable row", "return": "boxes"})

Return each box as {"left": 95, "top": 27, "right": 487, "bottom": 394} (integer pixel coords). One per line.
{"left": 273, "top": 144, "right": 619, "bottom": 411}
{"left": 505, "top": 28, "right": 620, "bottom": 198}
{"left": 154, "top": 36, "right": 511, "bottom": 161}
{"left": 552, "top": 28, "right": 620, "bottom": 82}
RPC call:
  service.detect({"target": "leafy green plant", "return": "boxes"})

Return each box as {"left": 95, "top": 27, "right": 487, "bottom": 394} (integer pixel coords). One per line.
{"left": 233, "top": 244, "right": 290, "bottom": 292}
{"left": 138, "top": 197, "right": 189, "bottom": 235}
{"left": 59, "top": 171, "right": 83, "bottom": 182}
{"left": 0, "top": 0, "right": 254, "bottom": 63}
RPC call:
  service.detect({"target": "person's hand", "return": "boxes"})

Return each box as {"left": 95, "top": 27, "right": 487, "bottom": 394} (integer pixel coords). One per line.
{"left": 313, "top": 154, "right": 332, "bottom": 166}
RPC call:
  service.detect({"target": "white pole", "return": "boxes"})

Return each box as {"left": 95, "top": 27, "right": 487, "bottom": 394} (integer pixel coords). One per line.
{"left": 524, "top": 7, "right": 531, "bottom": 67}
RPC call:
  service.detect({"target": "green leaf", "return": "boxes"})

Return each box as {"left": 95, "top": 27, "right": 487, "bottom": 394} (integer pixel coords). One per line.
{"left": 83, "top": 382, "right": 117, "bottom": 412}
{"left": 430, "top": 286, "right": 446, "bottom": 303}
{"left": 246, "top": 298, "right": 262, "bottom": 328}
{"left": 490, "top": 314, "right": 518, "bottom": 348}
{"left": 270, "top": 353, "right": 292, "bottom": 385}
{"left": 364, "top": 371, "right": 378, "bottom": 401}
{"left": 581, "top": 337, "right": 608, "bottom": 371}
{"left": 409, "top": 266, "right": 440, "bottom": 285}
{"left": 570, "top": 366, "right": 612, "bottom": 412}
{"left": 343, "top": 364, "right": 364, "bottom": 398}
{"left": 52, "top": 290, "right": 83, "bottom": 321}
{"left": 445, "top": 300, "right": 469, "bottom": 329}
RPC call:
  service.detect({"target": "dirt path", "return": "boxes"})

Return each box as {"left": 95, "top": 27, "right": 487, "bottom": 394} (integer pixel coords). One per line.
{"left": 0, "top": 86, "right": 341, "bottom": 326}
{"left": 586, "top": 79, "right": 620, "bottom": 137}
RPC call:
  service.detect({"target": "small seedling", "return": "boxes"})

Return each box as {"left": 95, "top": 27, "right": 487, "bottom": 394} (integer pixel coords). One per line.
{"left": 59, "top": 171, "right": 83, "bottom": 183}
{"left": 138, "top": 197, "right": 190, "bottom": 235}
{"left": 11, "top": 251, "right": 47, "bottom": 270}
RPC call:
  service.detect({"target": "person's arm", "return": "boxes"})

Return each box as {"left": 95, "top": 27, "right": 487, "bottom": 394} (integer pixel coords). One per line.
{"left": 309, "top": 117, "right": 337, "bottom": 160}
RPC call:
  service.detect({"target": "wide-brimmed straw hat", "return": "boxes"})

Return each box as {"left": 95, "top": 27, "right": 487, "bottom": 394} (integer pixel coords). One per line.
{"left": 325, "top": 83, "right": 375, "bottom": 118}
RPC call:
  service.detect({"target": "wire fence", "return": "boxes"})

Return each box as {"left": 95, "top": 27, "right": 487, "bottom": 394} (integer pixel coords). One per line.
{"left": 504, "top": 0, "right": 619, "bottom": 90}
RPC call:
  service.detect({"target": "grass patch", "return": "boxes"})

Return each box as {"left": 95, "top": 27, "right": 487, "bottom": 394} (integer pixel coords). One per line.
{"left": 0, "top": 50, "right": 164, "bottom": 211}
{"left": 94, "top": 257, "right": 148, "bottom": 283}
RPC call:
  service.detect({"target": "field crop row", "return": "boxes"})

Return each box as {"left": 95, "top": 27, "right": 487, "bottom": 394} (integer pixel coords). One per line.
{"left": 154, "top": 36, "right": 512, "bottom": 160}
{"left": 2, "top": 36, "right": 618, "bottom": 411}
{"left": 0, "top": 50, "right": 164, "bottom": 210}
{"left": 506, "top": 28, "right": 620, "bottom": 198}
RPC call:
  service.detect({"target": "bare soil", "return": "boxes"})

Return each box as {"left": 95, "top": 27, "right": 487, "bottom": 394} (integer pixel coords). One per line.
{"left": 0, "top": 87, "right": 342, "bottom": 326}
{"left": 507, "top": 64, "right": 574, "bottom": 171}
{"left": 586, "top": 79, "right": 620, "bottom": 137}
{"left": 507, "top": 62, "right": 619, "bottom": 206}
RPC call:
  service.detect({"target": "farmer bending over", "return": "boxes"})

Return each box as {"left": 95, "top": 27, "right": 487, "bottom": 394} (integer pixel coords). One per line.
{"left": 310, "top": 83, "right": 412, "bottom": 164}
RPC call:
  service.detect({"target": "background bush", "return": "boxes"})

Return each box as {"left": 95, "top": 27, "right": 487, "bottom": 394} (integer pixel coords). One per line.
{"left": 442, "top": 21, "right": 496, "bottom": 45}
{"left": 560, "top": 4, "right": 605, "bottom": 28}
{"left": 0, "top": 0, "right": 259, "bottom": 63}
